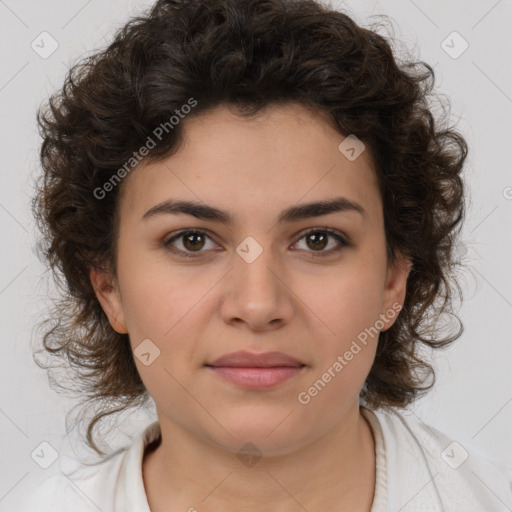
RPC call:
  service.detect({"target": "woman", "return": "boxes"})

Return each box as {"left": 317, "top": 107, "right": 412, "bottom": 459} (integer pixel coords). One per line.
{"left": 22, "top": 0, "right": 512, "bottom": 510}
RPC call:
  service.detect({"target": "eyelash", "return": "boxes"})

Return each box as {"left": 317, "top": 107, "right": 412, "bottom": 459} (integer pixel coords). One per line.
{"left": 163, "top": 228, "right": 349, "bottom": 259}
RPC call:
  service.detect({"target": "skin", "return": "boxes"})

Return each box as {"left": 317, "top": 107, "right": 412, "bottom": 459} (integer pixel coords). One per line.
{"left": 91, "top": 102, "right": 412, "bottom": 511}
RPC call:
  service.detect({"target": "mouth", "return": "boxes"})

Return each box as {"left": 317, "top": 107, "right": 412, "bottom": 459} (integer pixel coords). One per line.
{"left": 206, "top": 350, "right": 305, "bottom": 368}
{"left": 204, "top": 351, "right": 306, "bottom": 389}
{"left": 204, "top": 365, "right": 306, "bottom": 389}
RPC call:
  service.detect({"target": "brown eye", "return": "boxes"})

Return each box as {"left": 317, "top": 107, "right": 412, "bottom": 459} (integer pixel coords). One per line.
{"left": 182, "top": 232, "right": 205, "bottom": 251}
{"left": 305, "top": 231, "right": 329, "bottom": 251}
{"left": 164, "top": 229, "right": 217, "bottom": 258}
{"left": 163, "top": 227, "right": 349, "bottom": 260}
{"left": 293, "top": 228, "right": 348, "bottom": 257}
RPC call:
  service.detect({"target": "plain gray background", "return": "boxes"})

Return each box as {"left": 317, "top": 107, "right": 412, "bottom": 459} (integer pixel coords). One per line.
{"left": 1, "top": 0, "right": 511, "bottom": 508}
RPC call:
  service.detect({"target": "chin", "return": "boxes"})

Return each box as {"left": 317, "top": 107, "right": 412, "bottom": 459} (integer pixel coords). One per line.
{"left": 204, "top": 413, "right": 311, "bottom": 458}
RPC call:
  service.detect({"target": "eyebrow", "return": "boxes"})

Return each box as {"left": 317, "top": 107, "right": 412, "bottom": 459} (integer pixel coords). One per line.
{"left": 141, "top": 196, "right": 367, "bottom": 224}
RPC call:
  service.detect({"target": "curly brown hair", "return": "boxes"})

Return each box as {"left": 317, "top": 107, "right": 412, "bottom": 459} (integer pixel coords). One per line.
{"left": 32, "top": 0, "right": 468, "bottom": 456}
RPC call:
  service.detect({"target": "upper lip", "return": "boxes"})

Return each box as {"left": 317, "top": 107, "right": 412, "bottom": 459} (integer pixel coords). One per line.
{"left": 206, "top": 350, "right": 305, "bottom": 368}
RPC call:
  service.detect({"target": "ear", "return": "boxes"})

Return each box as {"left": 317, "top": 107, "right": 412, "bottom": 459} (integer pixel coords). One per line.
{"left": 89, "top": 267, "right": 128, "bottom": 334}
{"left": 380, "top": 251, "right": 413, "bottom": 332}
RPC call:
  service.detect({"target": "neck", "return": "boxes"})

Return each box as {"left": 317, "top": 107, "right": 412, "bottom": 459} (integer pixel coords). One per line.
{"left": 142, "top": 403, "right": 376, "bottom": 512}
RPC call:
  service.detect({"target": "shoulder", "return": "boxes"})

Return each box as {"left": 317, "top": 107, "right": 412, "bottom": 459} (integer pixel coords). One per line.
{"left": 13, "top": 421, "right": 160, "bottom": 512}
{"left": 369, "top": 406, "right": 512, "bottom": 511}
{"left": 14, "top": 450, "right": 127, "bottom": 512}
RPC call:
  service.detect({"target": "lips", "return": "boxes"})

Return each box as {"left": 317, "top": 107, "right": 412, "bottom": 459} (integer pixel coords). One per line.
{"left": 206, "top": 350, "right": 305, "bottom": 368}
{"left": 205, "top": 351, "right": 306, "bottom": 389}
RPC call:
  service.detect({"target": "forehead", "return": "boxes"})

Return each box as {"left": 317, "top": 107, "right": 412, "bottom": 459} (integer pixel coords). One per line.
{"left": 119, "top": 103, "right": 382, "bottom": 226}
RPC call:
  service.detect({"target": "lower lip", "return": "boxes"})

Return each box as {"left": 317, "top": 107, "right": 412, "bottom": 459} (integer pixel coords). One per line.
{"left": 206, "top": 366, "right": 305, "bottom": 389}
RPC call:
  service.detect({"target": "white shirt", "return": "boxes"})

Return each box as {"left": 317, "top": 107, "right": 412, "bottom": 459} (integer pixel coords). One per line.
{"left": 12, "top": 406, "right": 512, "bottom": 511}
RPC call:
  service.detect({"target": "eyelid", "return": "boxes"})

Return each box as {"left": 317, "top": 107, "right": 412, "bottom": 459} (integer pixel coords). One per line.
{"left": 163, "top": 228, "right": 218, "bottom": 245}
{"left": 294, "top": 226, "right": 349, "bottom": 244}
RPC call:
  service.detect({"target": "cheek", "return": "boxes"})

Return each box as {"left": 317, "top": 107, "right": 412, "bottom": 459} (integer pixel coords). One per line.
{"left": 300, "top": 264, "right": 385, "bottom": 345}
{"left": 298, "top": 343, "right": 376, "bottom": 417}
{"left": 117, "top": 248, "right": 210, "bottom": 339}
{"left": 297, "top": 275, "right": 382, "bottom": 407}
{"left": 117, "top": 257, "right": 218, "bottom": 399}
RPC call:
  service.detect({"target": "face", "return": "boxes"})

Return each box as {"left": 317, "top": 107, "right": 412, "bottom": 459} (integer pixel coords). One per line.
{"left": 91, "top": 102, "right": 411, "bottom": 456}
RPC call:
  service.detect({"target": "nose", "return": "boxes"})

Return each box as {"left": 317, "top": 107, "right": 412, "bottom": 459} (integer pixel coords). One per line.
{"left": 220, "top": 242, "right": 294, "bottom": 332}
